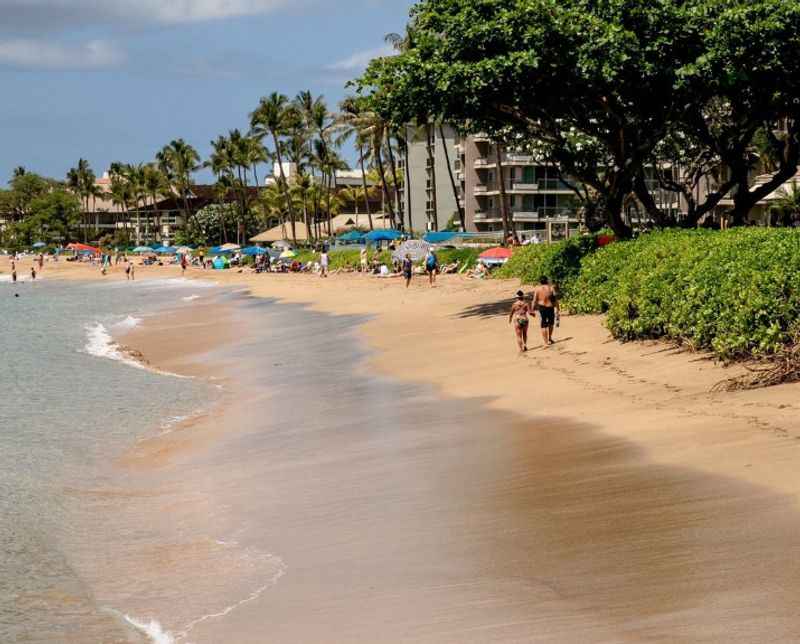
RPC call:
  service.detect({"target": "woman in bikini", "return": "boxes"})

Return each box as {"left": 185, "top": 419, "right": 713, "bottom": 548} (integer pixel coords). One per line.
{"left": 508, "top": 290, "right": 531, "bottom": 353}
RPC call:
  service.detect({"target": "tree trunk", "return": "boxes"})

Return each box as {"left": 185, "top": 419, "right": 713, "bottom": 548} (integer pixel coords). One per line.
{"left": 375, "top": 145, "right": 396, "bottom": 229}
{"left": 385, "top": 129, "right": 403, "bottom": 230}
{"left": 325, "top": 171, "right": 334, "bottom": 237}
{"left": 302, "top": 191, "right": 310, "bottom": 243}
{"left": 494, "top": 145, "right": 515, "bottom": 243}
{"left": 439, "top": 124, "right": 465, "bottom": 231}
{"left": 359, "top": 144, "right": 374, "bottom": 231}
{"left": 425, "top": 123, "right": 439, "bottom": 231}
{"left": 403, "top": 132, "right": 412, "bottom": 233}
{"left": 271, "top": 132, "right": 297, "bottom": 245}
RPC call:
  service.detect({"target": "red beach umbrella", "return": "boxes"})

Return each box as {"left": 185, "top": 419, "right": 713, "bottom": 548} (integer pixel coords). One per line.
{"left": 66, "top": 243, "right": 101, "bottom": 254}
{"left": 479, "top": 247, "right": 513, "bottom": 260}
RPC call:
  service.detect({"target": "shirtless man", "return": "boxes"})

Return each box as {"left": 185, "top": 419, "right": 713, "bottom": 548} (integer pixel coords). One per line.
{"left": 532, "top": 276, "right": 559, "bottom": 347}
{"left": 508, "top": 290, "right": 531, "bottom": 353}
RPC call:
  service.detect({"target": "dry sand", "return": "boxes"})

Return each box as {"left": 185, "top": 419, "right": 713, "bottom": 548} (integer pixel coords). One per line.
{"left": 8, "top": 256, "right": 800, "bottom": 641}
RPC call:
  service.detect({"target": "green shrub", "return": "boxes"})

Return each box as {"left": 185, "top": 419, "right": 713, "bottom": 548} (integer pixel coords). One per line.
{"left": 497, "top": 235, "right": 598, "bottom": 295}
{"left": 569, "top": 228, "right": 800, "bottom": 360}
{"left": 435, "top": 247, "right": 480, "bottom": 269}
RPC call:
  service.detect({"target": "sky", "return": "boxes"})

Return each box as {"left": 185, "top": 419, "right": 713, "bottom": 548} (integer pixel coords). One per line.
{"left": 0, "top": 0, "right": 415, "bottom": 184}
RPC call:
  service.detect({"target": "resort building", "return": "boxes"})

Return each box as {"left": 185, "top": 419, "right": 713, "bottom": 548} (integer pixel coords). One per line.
{"left": 400, "top": 127, "right": 585, "bottom": 240}
{"left": 458, "top": 135, "right": 582, "bottom": 240}
{"left": 399, "top": 124, "right": 463, "bottom": 233}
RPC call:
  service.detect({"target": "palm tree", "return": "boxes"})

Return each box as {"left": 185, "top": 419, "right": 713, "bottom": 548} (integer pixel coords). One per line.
{"left": 157, "top": 139, "right": 201, "bottom": 233}
{"left": 66, "top": 158, "right": 96, "bottom": 242}
{"left": 493, "top": 143, "right": 515, "bottom": 243}
{"left": 338, "top": 98, "right": 395, "bottom": 229}
{"left": 769, "top": 180, "right": 800, "bottom": 226}
{"left": 439, "top": 123, "right": 465, "bottom": 231}
{"left": 251, "top": 93, "right": 300, "bottom": 244}
{"left": 142, "top": 164, "right": 167, "bottom": 242}
{"left": 109, "top": 164, "right": 133, "bottom": 238}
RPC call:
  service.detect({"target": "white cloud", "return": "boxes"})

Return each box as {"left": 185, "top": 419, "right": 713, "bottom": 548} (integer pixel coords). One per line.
{"left": 0, "top": 39, "right": 125, "bottom": 69}
{"left": 0, "top": 0, "right": 294, "bottom": 29}
{"left": 326, "top": 45, "right": 394, "bottom": 72}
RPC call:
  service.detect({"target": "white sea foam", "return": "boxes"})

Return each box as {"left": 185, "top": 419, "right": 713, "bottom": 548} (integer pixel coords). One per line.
{"left": 112, "top": 315, "right": 142, "bottom": 331}
{"left": 145, "top": 278, "right": 218, "bottom": 289}
{"left": 84, "top": 323, "right": 145, "bottom": 370}
{"left": 123, "top": 615, "right": 176, "bottom": 644}
{"left": 176, "top": 557, "right": 287, "bottom": 639}
{"left": 182, "top": 295, "right": 201, "bottom": 302}
{"left": 83, "top": 322, "right": 190, "bottom": 379}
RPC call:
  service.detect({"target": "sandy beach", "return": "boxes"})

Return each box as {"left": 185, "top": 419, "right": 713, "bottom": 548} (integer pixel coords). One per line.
{"left": 7, "top": 255, "right": 800, "bottom": 641}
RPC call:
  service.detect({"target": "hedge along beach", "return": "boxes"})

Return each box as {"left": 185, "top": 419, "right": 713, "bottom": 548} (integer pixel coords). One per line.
{"left": 6, "top": 254, "right": 800, "bottom": 642}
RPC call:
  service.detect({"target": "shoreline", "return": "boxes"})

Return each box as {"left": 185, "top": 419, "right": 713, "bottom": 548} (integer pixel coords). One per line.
{"left": 10, "top": 256, "right": 800, "bottom": 497}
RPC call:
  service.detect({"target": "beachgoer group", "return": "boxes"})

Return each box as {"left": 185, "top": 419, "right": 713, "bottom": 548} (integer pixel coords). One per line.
{"left": 509, "top": 276, "right": 561, "bottom": 352}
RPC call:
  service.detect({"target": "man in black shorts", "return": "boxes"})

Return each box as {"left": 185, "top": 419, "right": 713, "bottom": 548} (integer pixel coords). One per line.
{"left": 532, "top": 276, "right": 560, "bottom": 347}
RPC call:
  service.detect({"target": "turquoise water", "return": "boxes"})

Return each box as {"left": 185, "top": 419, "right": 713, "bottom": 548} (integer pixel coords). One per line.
{"left": 0, "top": 278, "right": 216, "bottom": 642}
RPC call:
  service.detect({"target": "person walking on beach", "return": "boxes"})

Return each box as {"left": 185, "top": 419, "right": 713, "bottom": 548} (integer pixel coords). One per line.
{"left": 360, "top": 247, "right": 368, "bottom": 273}
{"left": 320, "top": 250, "right": 329, "bottom": 278}
{"left": 533, "top": 276, "right": 560, "bottom": 347}
{"left": 509, "top": 290, "right": 531, "bottom": 353}
{"left": 126, "top": 260, "right": 135, "bottom": 281}
{"left": 402, "top": 253, "right": 413, "bottom": 288}
{"left": 181, "top": 253, "right": 188, "bottom": 276}
{"left": 30, "top": 265, "right": 37, "bottom": 280}
{"left": 425, "top": 248, "right": 438, "bottom": 286}
{"left": 11, "top": 259, "right": 17, "bottom": 283}
{"left": 38, "top": 254, "right": 44, "bottom": 271}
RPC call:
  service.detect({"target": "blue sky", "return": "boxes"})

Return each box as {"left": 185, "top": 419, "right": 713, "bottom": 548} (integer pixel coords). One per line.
{"left": 0, "top": 0, "right": 415, "bottom": 183}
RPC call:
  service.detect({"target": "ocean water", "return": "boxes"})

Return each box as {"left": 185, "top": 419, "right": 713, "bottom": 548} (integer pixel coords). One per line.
{"left": 0, "top": 278, "right": 217, "bottom": 642}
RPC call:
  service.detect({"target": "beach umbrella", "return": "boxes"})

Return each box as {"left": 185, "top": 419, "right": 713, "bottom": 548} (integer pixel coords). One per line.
{"left": 279, "top": 250, "right": 297, "bottom": 259}
{"left": 242, "top": 246, "right": 268, "bottom": 256}
{"left": 155, "top": 246, "right": 177, "bottom": 254}
{"left": 479, "top": 246, "right": 512, "bottom": 266}
{"left": 364, "top": 229, "right": 403, "bottom": 243}
{"left": 337, "top": 231, "right": 366, "bottom": 242}
{"left": 66, "top": 242, "right": 100, "bottom": 254}
{"left": 220, "top": 243, "right": 241, "bottom": 251}
{"left": 175, "top": 246, "right": 193, "bottom": 255}
{"left": 271, "top": 240, "right": 292, "bottom": 250}
{"left": 133, "top": 246, "right": 153, "bottom": 253}
{"left": 32, "top": 242, "right": 46, "bottom": 249}
{"left": 208, "top": 246, "right": 233, "bottom": 255}
{"left": 393, "top": 240, "right": 431, "bottom": 262}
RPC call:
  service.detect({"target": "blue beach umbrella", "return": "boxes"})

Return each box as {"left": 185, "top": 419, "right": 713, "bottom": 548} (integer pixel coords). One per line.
{"left": 364, "top": 229, "right": 403, "bottom": 243}
{"left": 133, "top": 246, "right": 153, "bottom": 253}
{"left": 338, "top": 231, "right": 366, "bottom": 242}
{"left": 155, "top": 246, "right": 177, "bottom": 254}
{"left": 32, "top": 242, "right": 46, "bottom": 249}
{"left": 242, "top": 246, "right": 268, "bottom": 256}
{"left": 209, "top": 246, "right": 233, "bottom": 255}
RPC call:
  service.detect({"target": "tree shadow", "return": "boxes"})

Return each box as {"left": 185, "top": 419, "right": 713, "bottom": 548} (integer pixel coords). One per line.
{"left": 455, "top": 297, "right": 516, "bottom": 319}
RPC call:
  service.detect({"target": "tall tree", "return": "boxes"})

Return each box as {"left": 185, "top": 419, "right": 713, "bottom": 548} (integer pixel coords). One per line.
{"left": 66, "top": 158, "right": 95, "bottom": 242}
{"left": 358, "top": 0, "right": 714, "bottom": 238}
{"left": 438, "top": 124, "right": 465, "bottom": 231}
{"left": 157, "top": 139, "right": 201, "bottom": 234}
{"left": 251, "top": 93, "right": 300, "bottom": 244}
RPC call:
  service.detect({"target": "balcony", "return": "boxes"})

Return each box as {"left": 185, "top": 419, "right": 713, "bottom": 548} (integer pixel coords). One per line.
{"left": 504, "top": 153, "right": 536, "bottom": 165}
{"left": 474, "top": 208, "right": 578, "bottom": 222}
{"left": 474, "top": 157, "right": 493, "bottom": 168}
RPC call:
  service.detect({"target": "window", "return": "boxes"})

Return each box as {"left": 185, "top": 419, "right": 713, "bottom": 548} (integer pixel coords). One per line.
{"left": 522, "top": 166, "right": 535, "bottom": 183}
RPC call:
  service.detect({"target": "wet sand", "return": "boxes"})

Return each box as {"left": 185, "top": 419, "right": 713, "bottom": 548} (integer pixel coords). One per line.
{"left": 98, "top": 290, "right": 800, "bottom": 642}
{"left": 10, "top": 258, "right": 800, "bottom": 640}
